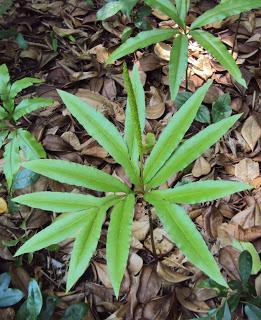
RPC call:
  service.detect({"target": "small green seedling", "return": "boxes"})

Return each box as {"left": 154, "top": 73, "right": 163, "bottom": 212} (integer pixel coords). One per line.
{"left": 107, "top": 0, "right": 261, "bottom": 100}
{"left": 0, "top": 64, "right": 53, "bottom": 190}
{"left": 196, "top": 250, "right": 261, "bottom": 320}
{"left": 13, "top": 64, "right": 251, "bottom": 298}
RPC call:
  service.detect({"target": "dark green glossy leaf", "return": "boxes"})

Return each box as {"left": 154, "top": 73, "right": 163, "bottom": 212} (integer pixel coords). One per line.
{"left": 211, "top": 93, "right": 232, "bottom": 123}
{"left": 0, "top": 272, "right": 24, "bottom": 307}
{"left": 62, "top": 303, "right": 88, "bottom": 320}
{"left": 244, "top": 304, "right": 261, "bottom": 320}
{"left": 239, "top": 250, "right": 252, "bottom": 286}
{"left": 96, "top": 1, "right": 122, "bottom": 20}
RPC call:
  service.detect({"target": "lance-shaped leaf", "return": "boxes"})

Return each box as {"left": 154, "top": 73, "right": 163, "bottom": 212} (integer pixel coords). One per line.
{"left": 107, "top": 194, "right": 135, "bottom": 298}
{"left": 96, "top": 1, "right": 123, "bottom": 20}
{"left": 144, "top": 81, "right": 212, "bottom": 184}
{"left": 176, "top": 0, "right": 190, "bottom": 22}
{"left": 146, "top": 197, "right": 228, "bottom": 287}
{"left": 145, "top": 0, "right": 185, "bottom": 28}
{"left": 10, "top": 78, "right": 42, "bottom": 99}
{"left": 15, "top": 209, "right": 93, "bottom": 256}
{"left": 145, "top": 180, "right": 252, "bottom": 204}
{"left": 169, "top": 34, "right": 188, "bottom": 101}
{"left": 67, "top": 204, "right": 108, "bottom": 291}
{"left": 22, "top": 159, "right": 131, "bottom": 193}
{"left": 0, "top": 64, "right": 10, "bottom": 96}
{"left": 13, "top": 192, "right": 120, "bottom": 212}
{"left": 107, "top": 28, "right": 178, "bottom": 64}
{"left": 190, "top": 30, "right": 246, "bottom": 87}
{"left": 17, "top": 129, "right": 46, "bottom": 160}
{"left": 13, "top": 97, "right": 54, "bottom": 121}
{"left": 0, "top": 130, "right": 9, "bottom": 148}
{"left": 58, "top": 90, "right": 138, "bottom": 184}
{"left": 3, "top": 135, "right": 20, "bottom": 190}
{"left": 191, "top": 0, "right": 261, "bottom": 30}
{"left": 147, "top": 114, "right": 241, "bottom": 188}
{"left": 0, "top": 106, "right": 8, "bottom": 120}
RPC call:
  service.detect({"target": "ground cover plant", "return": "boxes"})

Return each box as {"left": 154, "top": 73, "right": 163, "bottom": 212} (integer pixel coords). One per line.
{"left": 107, "top": 0, "right": 261, "bottom": 100}
{"left": 0, "top": 64, "right": 53, "bottom": 191}
{"left": 12, "top": 63, "right": 252, "bottom": 298}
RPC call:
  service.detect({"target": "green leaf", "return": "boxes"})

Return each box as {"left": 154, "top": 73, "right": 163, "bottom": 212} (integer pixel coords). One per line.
{"left": 22, "top": 159, "right": 131, "bottom": 193}
{"left": 190, "top": 30, "right": 246, "bottom": 87}
{"left": 96, "top": 1, "right": 123, "bottom": 20}
{"left": 0, "top": 64, "right": 10, "bottom": 98}
{"left": 144, "top": 81, "right": 212, "bottom": 184}
{"left": 211, "top": 93, "right": 232, "bottom": 123}
{"left": 146, "top": 180, "right": 251, "bottom": 204}
{"left": 10, "top": 77, "right": 42, "bottom": 99}
{"left": 62, "top": 303, "right": 88, "bottom": 320}
{"left": 169, "top": 34, "right": 188, "bottom": 101}
{"left": 146, "top": 198, "right": 228, "bottom": 287}
{"left": 13, "top": 168, "right": 40, "bottom": 190}
{"left": 0, "top": 130, "right": 9, "bottom": 148}
{"left": 107, "top": 194, "right": 135, "bottom": 298}
{"left": 239, "top": 250, "right": 252, "bottom": 287}
{"left": 0, "top": 0, "right": 13, "bottom": 15}
{"left": 17, "top": 129, "right": 46, "bottom": 160}
{"left": 39, "top": 296, "right": 59, "bottom": 320}
{"left": 15, "top": 209, "right": 94, "bottom": 256}
{"left": 107, "top": 28, "right": 178, "bottom": 64}
{"left": 15, "top": 32, "right": 28, "bottom": 50}
{"left": 0, "top": 272, "right": 24, "bottom": 307}
{"left": 0, "top": 106, "right": 8, "bottom": 119}
{"left": 57, "top": 90, "right": 138, "bottom": 184}
{"left": 191, "top": 0, "right": 261, "bottom": 30}
{"left": 26, "top": 279, "right": 43, "bottom": 318}
{"left": 175, "top": 0, "right": 190, "bottom": 22}
{"left": 13, "top": 192, "right": 116, "bottom": 212}
{"left": 145, "top": 0, "right": 185, "bottom": 28}
{"left": 147, "top": 114, "right": 241, "bottom": 189}
{"left": 67, "top": 204, "right": 109, "bottom": 291}
{"left": 3, "top": 134, "right": 20, "bottom": 190}
{"left": 121, "top": 0, "right": 138, "bottom": 16}
{"left": 244, "top": 304, "right": 261, "bottom": 320}
{"left": 13, "top": 97, "right": 53, "bottom": 121}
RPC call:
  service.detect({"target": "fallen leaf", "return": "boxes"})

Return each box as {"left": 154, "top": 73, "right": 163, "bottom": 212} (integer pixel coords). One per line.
{"left": 235, "top": 158, "right": 259, "bottom": 183}
{"left": 0, "top": 198, "right": 8, "bottom": 214}
{"left": 241, "top": 115, "right": 261, "bottom": 151}
{"left": 146, "top": 87, "right": 165, "bottom": 120}
{"left": 192, "top": 156, "right": 211, "bottom": 177}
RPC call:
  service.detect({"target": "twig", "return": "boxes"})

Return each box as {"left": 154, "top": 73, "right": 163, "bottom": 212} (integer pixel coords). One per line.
{"left": 148, "top": 205, "right": 157, "bottom": 260}
{"left": 232, "top": 13, "right": 242, "bottom": 55}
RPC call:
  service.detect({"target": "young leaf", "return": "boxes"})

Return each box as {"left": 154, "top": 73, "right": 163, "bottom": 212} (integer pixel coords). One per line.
{"left": 191, "top": 0, "right": 261, "bottom": 30}
{"left": 15, "top": 209, "right": 94, "bottom": 256}
{"left": 17, "top": 129, "right": 46, "bottom": 160}
{"left": 147, "top": 114, "right": 241, "bottom": 189}
{"left": 26, "top": 279, "right": 43, "bottom": 319}
{"left": 22, "top": 159, "right": 131, "bottom": 193}
{"left": 96, "top": 1, "right": 123, "bottom": 20}
{"left": 145, "top": 180, "right": 251, "bottom": 204}
{"left": 123, "top": 63, "right": 143, "bottom": 157}
{"left": 0, "top": 106, "right": 8, "bottom": 120}
{"left": 146, "top": 197, "right": 228, "bottom": 287}
{"left": 239, "top": 250, "right": 252, "bottom": 287}
{"left": 144, "top": 81, "right": 212, "bottom": 184}
{"left": 0, "top": 64, "right": 10, "bottom": 96}
{"left": 3, "top": 135, "right": 20, "bottom": 190}
{"left": 67, "top": 204, "right": 109, "bottom": 291}
{"left": 57, "top": 90, "right": 139, "bottom": 184}
{"left": 10, "top": 78, "right": 42, "bottom": 99}
{"left": 13, "top": 192, "right": 115, "bottom": 212}
{"left": 0, "top": 273, "right": 24, "bottom": 307}
{"left": 190, "top": 30, "right": 246, "bottom": 87}
{"left": 107, "top": 28, "right": 178, "bottom": 64}
{"left": 211, "top": 93, "right": 232, "bottom": 123}
{"left": 13, "top": 97, "right": 54, "bottom": 121}
{"left": 0, "top": 130, "right": 9, "bottom": 148}
{"left": 175, "top": 0, "right": 190, "bottom": 22}
{"left": 107, "top": 194, "right": 135, "bottom": 298}
{"left": 169, "top": 34, "right": 188, "bottom": 101}
{"left": 145, "top": 0, "right": 185, "bottom": 28}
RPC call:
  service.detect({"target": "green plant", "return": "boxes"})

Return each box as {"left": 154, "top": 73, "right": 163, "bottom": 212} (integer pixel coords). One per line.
{"left": 13, "top": 64, "right": 251, "bottom": 298}
{"left": 0, "top": 272, "right": 24, "bottom": 307}
{"left": 97, "top": 0, "right": 138, "bottom": 20}
{"left": 107, "top": 0, "right": 261, "bottom": 100}
{"left": 0, "top": 64, "right": 53, "bottom": 190}
{"left": 196, "top": 250, "right": 261, "bottom": 320}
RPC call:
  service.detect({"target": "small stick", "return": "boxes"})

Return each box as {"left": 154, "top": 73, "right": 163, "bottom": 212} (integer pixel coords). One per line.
{"left": 232, "top": 13, "right": 242, "bottom": 55}
{"left": 148, "top": 205, "right": 157, "bottom": 260}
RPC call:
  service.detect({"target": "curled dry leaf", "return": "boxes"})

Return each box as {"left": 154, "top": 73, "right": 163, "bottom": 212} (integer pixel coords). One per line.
{"left": 218, "top": 246, "right": 240, "bottom": 280}
{"left": 203, "top": 207, "right": 223, "bottom": 239}
{"left": 203, "top": 85, "right": 223, "bottom": 104}
{"left": 192, "top": 156, "right": 211, "bottom": 178}
{"left": 143, "top": 295, "right": 172, "bottom": 320}
{"left": 154, "top": 42, "right": 171, "bottom": 61}
{"left": 241, "top": 115, "right": 261, "bottom": 151}
{"left": 137, "top": 266, "right": 161, "bottom": 304}
{"left": 144, "top": 228, "right": 174, "bottom": 255}
{"left": 176, "top": 287, "right": 210, "bottom": 313}
{"left": 0, "top": 197, "right": 8, "bottom": 214}
{"left": 132, "top": 216, "right": 150, "bottom": 241}
{"left": 235, "top": 158, "right": 259, "bottom": 183}
{"left": 88, "top": 44, "right": 109, "bottom": 64}
{"left": 157, "top": 262, "right": 191, "bottom": 283}
{"left": 146, "top": 87, "right": 165, "bottom": 120}
{"left": 128, "top": 252, "right": 143, "bottom": 276}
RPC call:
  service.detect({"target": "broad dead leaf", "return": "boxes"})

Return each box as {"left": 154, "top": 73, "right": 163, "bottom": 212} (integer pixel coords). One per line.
{"left": 235, "top": 158, "right": 259, "bottom": 183}
{"left": 0, "top": 198, "right": 8, "bottom": 214}
{"left": 146, "top": 87, "right": 165, "bottom": 120}
{"left": 192, "top": 156, "right": 211, "bottom": 177}
{"left": 241, "top": 115, "right": 261, "bottom": 151}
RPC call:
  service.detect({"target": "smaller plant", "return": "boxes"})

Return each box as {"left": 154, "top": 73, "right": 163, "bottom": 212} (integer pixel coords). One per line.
{"left": 97, "top": 0, "right": 138, "bottom": 20}
{"left": 0, "top": 64, "right": 53, "bottom": 190}
{"left": 0, "top": 272, "right": 24, "bottom": 307}
{"left": 196, "top": 250, "right": 261, "bottom": 320}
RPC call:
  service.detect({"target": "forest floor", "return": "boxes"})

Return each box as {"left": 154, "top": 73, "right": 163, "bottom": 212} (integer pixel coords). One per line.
{"left": 0, "top": 0, "right": 260, "bottom": 319}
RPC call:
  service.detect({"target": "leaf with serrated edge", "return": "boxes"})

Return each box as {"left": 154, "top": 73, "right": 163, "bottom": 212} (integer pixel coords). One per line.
{"left": 191, "top": 0, "right": 261, "bottom": 30}
{"left": 66, "top": 204, "right": 109, "bottom": 291}
{"left": 17, "top": 129, "right": 46, "bottom": 160}
{"left": 107, "top": 28, "right": 178, "bottom": 64}
{"left": 145, "top": 0, "right": 185, "bottom": 28}
{"left": 13, "top": 192, "right": 120, "bottom": 212}
{"left": 22, "top": 159, "right": 131, "bottom": 193}
{"left": 144, "top": 81, "right": 212, "bottom": 184}
{"left": 169, "top": 34, "right": 188, "bottom": 101}
{"left": 3, "top": 135, "right": 20, "bottom": 190}
{"left": 58, "top": 90, "right": 138, "bottom": 184}
{"left": 147, "top": 114, "right": 241, "bottom": 189}
{"left": 146, "top": 198, "right": 228, "bottom": 287}
{"left": 190, "top": 30, "right": 246, "bottom": 87}
{"left": 145, "top": 180, "right": 252, "bottom": 204}
{"left": 107, "top": 194, "right": 135, "bottom": 298}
